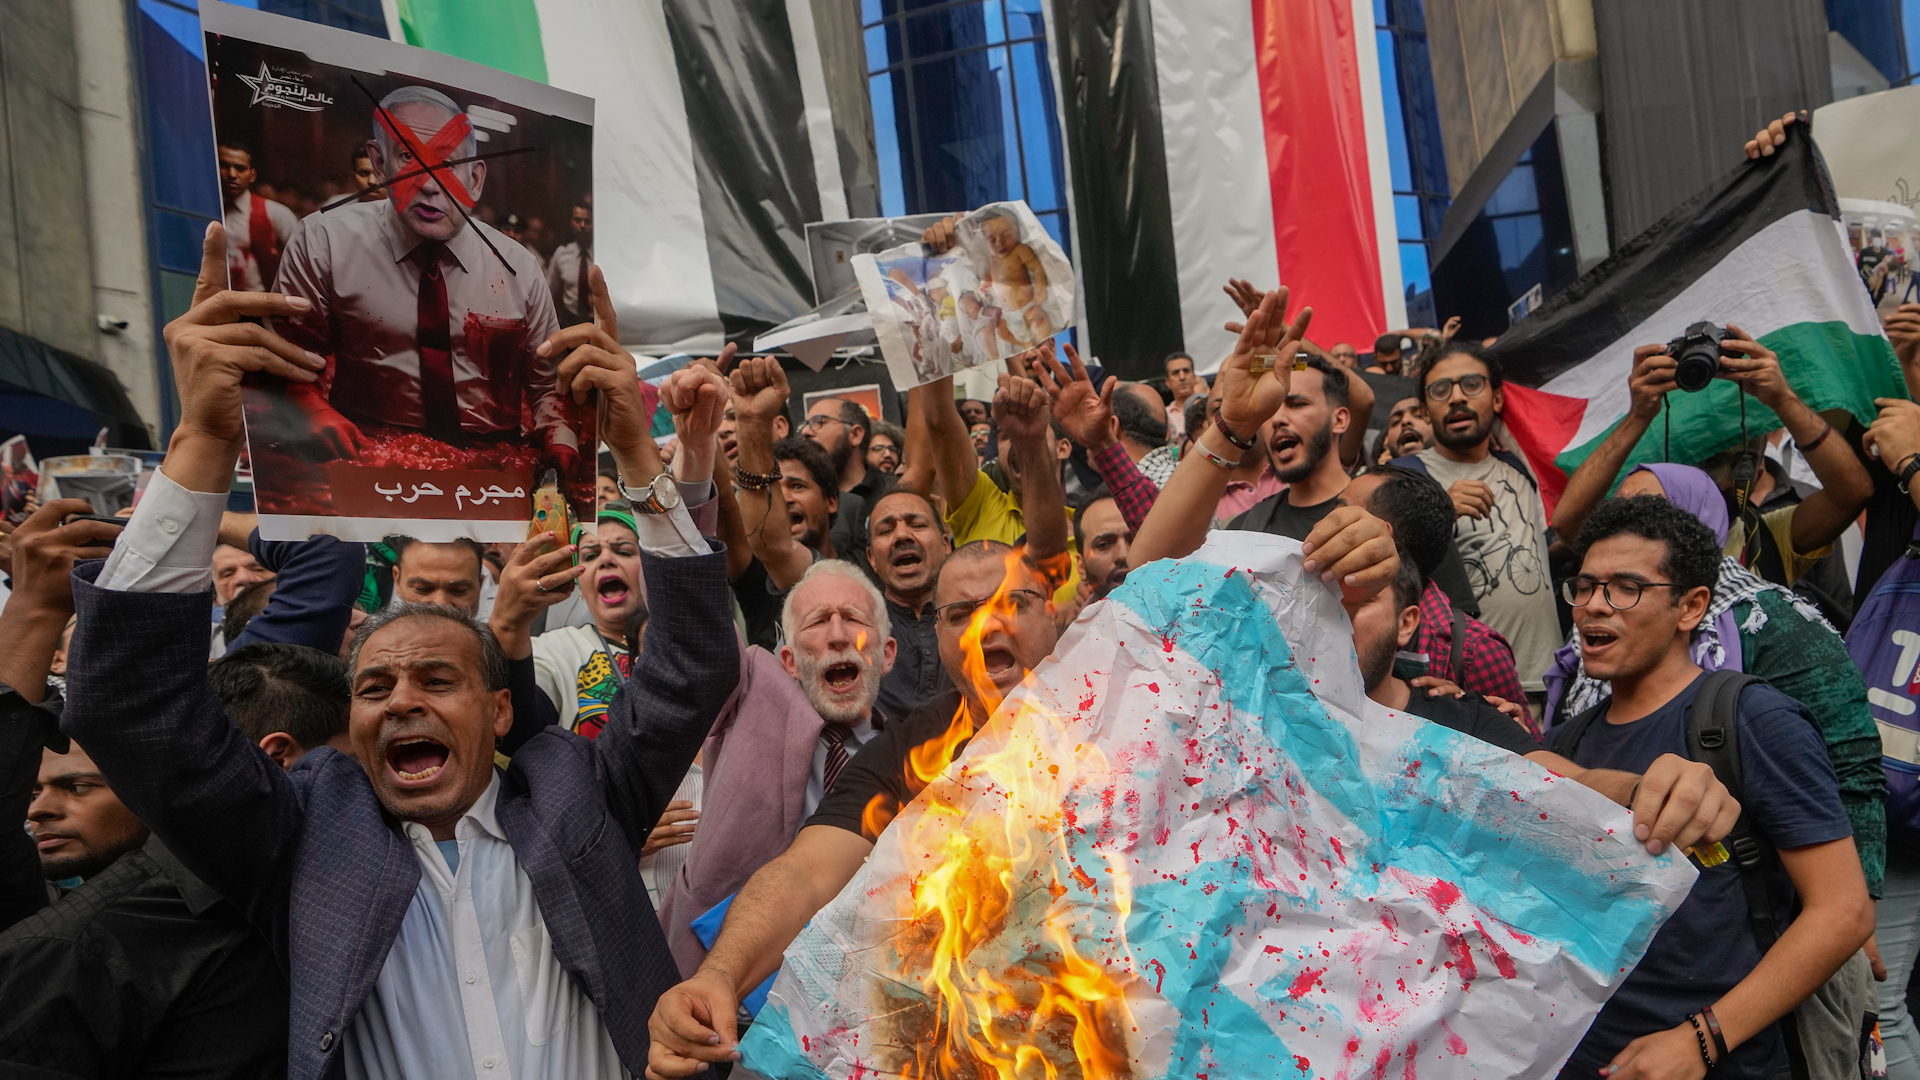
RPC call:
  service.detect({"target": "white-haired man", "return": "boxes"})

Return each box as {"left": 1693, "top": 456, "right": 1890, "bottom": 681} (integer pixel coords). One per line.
{"left": 271, "top": 85, "right": 581, "bottom": 479}
{"left": 656, "top": 559, "right": 895, "bottom": 975}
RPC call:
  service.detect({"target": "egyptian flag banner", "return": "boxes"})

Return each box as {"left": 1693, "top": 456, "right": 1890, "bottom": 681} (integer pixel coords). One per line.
{"left": 1488, "top": 128, "right": 1900, "bottom": 515}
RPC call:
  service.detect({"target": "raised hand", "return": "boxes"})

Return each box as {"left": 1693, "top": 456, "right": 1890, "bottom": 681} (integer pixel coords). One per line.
{"left": 660, "top": 363, "right": 731, "bottom": 485}
{"left": 1885, "top": 303, "right": 1920, "bottom": 373}
{"left": 486, "top": 531, "right": 584, "bottom": 660}
{"left": 1221, "top": 277, "right": 1264, "bottom": 333}
{"left": 1715, "top": 323, "right": 1793, "bottom": 410}
{"left": 163, "top": 222, "right": 329, "bottom": 490}
{"left": 1216, "top": 287, "right": 1312, "bottom": 444}
{"left": 729, "top": 354, "right": 791, "bottom": 424}
{"left": 1627, "top": 343, "right": 1678, "bottom": 421}
{"left": 920, "top": 214, "right": 959, "bottom": 255}
{"left": 1744, "top": 109, "right": 1806, "bottom": 159}
{"left": 1299, "top": 504, "right": 1399, "bottom": 605}
{"left": 540, "top": 265, "right": 656, "bottom": 482}
{"left": 1441, "top": 314, "right": 1463, "bottom": 342}
{"left": 7, "top": 499, "right": 121, "bottom": 620}
{"left": 992, "top": 372, "right": 1054, "bottom": 444}
{"left": 1866, "top": 397, "right": 1920, "bottom": 471}
{"left": 1033, "top": 341, "right": 1118, "bottom": 451}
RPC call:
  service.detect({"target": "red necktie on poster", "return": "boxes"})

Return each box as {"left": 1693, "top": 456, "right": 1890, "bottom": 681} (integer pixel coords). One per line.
{"left": 380, "top": 111, "right": 477, "bottom": 214}
{"left": 414, "top": 242, "right": 460, "bottom": 442}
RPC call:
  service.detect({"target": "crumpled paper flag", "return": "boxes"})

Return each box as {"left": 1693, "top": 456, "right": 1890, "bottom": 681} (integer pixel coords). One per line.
{"left": 740, "top": 533, "right": 1695, "bottom": 1079}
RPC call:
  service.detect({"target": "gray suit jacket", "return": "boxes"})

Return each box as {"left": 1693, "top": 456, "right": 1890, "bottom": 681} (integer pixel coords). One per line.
{"left": 63, "top": 549, "right": 738, "bottom": 1080}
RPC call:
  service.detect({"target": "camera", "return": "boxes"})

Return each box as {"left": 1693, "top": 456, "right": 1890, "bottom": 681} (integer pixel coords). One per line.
{"left": 1666, "top": 321, "right": 1733, "bottom": 392}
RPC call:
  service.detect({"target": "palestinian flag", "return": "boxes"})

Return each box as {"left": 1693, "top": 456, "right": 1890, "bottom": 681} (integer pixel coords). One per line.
{"left": 1489, "top": 127, "right": 1900, "bottom": 515}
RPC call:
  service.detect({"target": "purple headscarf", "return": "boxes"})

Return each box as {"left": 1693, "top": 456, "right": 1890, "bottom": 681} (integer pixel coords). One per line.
{"left": 1542, "top": 461, "right": 1739, "bottom": 728}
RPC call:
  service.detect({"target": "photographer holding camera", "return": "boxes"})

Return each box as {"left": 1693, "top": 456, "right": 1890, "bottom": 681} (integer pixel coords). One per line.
{"left": 1552, "top": 323, "right": 1872, "bottom": 597}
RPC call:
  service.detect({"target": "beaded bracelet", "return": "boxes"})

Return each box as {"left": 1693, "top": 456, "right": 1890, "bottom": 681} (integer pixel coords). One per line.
{"left": 1211, "top": 408, "right": 1255, "bottom": 453}
{"left": 732, "top": 464, "right": 782, "bottom": 492}
{"left": 1686, "top": 1014, "right": 1715, "bottom": 1072}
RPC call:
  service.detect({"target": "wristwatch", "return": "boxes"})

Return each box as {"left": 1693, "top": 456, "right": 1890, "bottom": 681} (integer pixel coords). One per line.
{"left": 622, "top": 472, "right": 682, "bottom": 515}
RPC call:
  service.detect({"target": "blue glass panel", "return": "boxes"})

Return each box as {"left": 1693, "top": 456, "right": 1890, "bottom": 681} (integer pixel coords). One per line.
{"left": 866, "top": 22, "right": 891, "bottom": 72}
{"left": 1374, "top": 0, "right": 1388, "bottom": 24}
{"left": 984, "top": 0, "right": 1006, "bottom": 46}
{"left": 1006, "top": 0, "right": 1045, "bottom": 37}
{"left": 1037, "top": 211, "right": 1069, "bottom": 258}
{"left": 870, "top": 70, "right": 907, "bottom": 216}
{"left": 1011, "top": 40, "right": 1064, "bottom": 213}
{"left": 1394, "top": 194, "right": 1423, "bottom": 241}
{"left": 986, "top": 47, "right": 1022, "bottom": 200}
{"left": 1377, "top": 30, "right": 1412, "bottom": 191}
{"left": 156, "top": 210, "right": 211, "bottom": 273}
{"left": 260, "top": 0, "right": 385, "bottom": 36}
{"left": 862, "top": 0, "right": 885, "bottom": 24}
{"left": 900, "top": 49, "right": 1006, "bottom": 212}
{"left": 1399, "top": 242, "right": 1431, "bottom": 294}
{"left": 1484, "top": 154, "right": 1538, "bottom": 216}
{"left": 139, "top": 0, "right": 204, "bottom": 59}
{"left": 140, "top": 10, "right": 221, "bottom": 218}
{"left": 905, "top": 3, "right": 990, "bottom": 58}
{"left": 1492, "top": 213, "right": 1545, "bottom": 298}
{"left": 1907, "top": 0, "right": 1920, "bottom": 78}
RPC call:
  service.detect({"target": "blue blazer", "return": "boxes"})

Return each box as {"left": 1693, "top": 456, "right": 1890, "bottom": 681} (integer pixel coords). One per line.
{"left": 63, "top": 549, "right": 739, "bottom": 1080}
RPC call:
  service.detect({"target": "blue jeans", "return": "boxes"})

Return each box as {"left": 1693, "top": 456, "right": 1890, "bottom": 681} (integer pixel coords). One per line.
{"left": 1878, "top": 850, "right": 1920, "bottom": 1080}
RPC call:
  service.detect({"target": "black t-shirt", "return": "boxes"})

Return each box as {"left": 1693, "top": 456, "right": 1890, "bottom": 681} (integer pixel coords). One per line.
{"left": 1228, "top": 492, "right": 1341, "bottom": 541}
{"left": 1560, "top": 674, "right": 1850, "bottom": 1080}
{"left": 1399, "top": 688, "right": 1540, "bottom": 757}
{"left": 731, "top": 557, "right": 799, "bottom": 651}
{"left": 808, "top": 688, "right": 967, "bottom": 839}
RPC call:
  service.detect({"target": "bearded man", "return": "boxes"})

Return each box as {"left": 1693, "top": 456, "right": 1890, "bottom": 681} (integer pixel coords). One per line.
{"left": 656, "top": 560, "right": 896, "bottom": 973}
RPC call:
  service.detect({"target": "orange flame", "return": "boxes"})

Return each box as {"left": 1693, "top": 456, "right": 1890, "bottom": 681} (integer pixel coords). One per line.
{"left": 879, "top": 551, "right": 1141, "bottom": 1079}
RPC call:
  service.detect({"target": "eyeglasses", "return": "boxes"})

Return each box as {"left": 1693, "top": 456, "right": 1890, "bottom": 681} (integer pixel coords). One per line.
{"left": 802, "top": 415, "right": 846, "bottom": 432}
{"left": 1561, "top": 575, "right": 1683, "bottom": 610}
{"left": 1424, "top": 374, "right": 1491, "bottom": 401}
{"left": 935, "top": 588, "right": 1046, "bottom": 629}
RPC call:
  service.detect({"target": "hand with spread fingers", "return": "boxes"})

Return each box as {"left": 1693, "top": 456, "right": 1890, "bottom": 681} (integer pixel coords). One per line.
{"left": 487, "top": 531, "right": 585, "bottom": 661}
{"left": 1034, "top": 341, "right": 1118, "bottom": 453}
{"left": 1221, "top": 277, "right": 1264, "bottom": 333}
{"left": 1299, "top": 504, "right": 1399, "bottom": 606}
{"left": 1216, "top": 287, "right": 1312, "bottom": 444}
{"left": 163, "top": 222, "right": 332, "bottom": 492}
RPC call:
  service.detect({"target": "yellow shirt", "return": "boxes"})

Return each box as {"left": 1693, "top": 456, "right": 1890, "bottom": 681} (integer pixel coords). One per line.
{"left": 1725, "top": 504, "right": 1832, "bottom": 584}
{"left": 946, "top": 470, "right": 1080, "bottom": 605}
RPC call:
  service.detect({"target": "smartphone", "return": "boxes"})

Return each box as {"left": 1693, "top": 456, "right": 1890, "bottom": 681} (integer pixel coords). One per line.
{"left": 61, "top": 513, "right": 126, "bottom": 546}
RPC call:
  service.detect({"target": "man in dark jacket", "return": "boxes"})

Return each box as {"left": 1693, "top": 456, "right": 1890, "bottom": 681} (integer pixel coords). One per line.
{"left": 60, "top": 224, "right": 738, "bottom": 1080}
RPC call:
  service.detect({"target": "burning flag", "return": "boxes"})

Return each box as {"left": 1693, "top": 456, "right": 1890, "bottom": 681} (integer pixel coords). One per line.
{"left": 738, "top": 532, "right": 1696, "bottom": 1080}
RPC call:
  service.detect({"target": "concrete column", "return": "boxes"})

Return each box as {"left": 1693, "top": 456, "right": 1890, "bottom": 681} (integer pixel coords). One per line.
{"left": 72, "top": 0, "right": 160, "bottom": 443}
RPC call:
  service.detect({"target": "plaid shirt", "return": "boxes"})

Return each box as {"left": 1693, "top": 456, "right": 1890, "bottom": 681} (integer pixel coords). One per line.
{"left": 1090, "top": 441, "right": 1160, "bottom": 532}
{"left": 1415, "top": 580, "right": 1534, "bottom": 736}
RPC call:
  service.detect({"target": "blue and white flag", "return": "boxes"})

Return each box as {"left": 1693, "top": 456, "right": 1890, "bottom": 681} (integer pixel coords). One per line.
{"left": 740, "top": 533, "right": 1695, "bottom": 1080}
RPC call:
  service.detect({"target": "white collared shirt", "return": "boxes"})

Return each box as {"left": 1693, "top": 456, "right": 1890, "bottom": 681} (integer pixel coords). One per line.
{"left": 545, "top": 241, "right": 593, "bottom": 319}
{"left": 96, "top": 467, "right": 714, "bottom": 1078}
{"left": 273, "top": 200, "right": 573, "bottom": 449}
{"left": 342, "top": 773, "right": 627, "bottom": 1080}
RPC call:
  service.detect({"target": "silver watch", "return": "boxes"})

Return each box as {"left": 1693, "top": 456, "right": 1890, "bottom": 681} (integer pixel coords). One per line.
{"left": 622, "top": 472, "right": 682, "bottom": 515}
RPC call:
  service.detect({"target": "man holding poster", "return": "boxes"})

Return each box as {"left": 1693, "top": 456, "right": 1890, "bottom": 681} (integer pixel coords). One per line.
{"left": 202, "top": 0, "right": 597, "bottom": 540}
{"left": 272, "top": 85, "right": 576, "bottom": 477}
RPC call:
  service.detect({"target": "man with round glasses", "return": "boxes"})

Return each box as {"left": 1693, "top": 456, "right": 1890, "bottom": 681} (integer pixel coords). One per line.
{"left": 1392, "top": 343, "right": 1560, "bottom": 711}
{"left": 1549, "top": 494, "right": 1872, "bottom": 1080}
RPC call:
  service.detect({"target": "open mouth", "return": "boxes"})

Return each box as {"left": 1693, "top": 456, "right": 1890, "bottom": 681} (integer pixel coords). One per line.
{"left": 891, "top": 545, "right": 925, "bottom": 572}
{"left": 1106, "top": 567, "right": 1130, "bottom": 588}
{"left": 1580, "top": 625, "right": 1621, "bottom": 654}
{"left": 1396, "top": 427, "right": 1426, "bottom": 451}
{"left": 823, "top": 661, "right": 861, "bottom": 691}
{"left": 981, "top": 645, "right": 1018, "bottom": 677}
{"left": 386, "top": 737, "right": 451, "bottom": 786}
{"left": 1270, "top": 432, "right": 1302, "bottom": 457}
{"left": 596, "top": 574, "right": 630, "bottom": 606}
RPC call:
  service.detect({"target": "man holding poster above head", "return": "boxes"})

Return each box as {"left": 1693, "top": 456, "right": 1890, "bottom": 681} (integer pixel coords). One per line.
{"left": 267, "top": 84, "right": 581, "bottom": 508}
{"left": 220, "top": 141, "right": 298, "bottom": 293}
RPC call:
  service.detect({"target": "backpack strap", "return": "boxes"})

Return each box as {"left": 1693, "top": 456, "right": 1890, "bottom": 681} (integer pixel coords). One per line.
{"left": 1549, "top": 698, "right": 1610, "bottom": 758}
{"left": 1448, "top": 608, "right": 1467, "bottom": 681}
{"left": 1684, "top": 670, "right": 1810, "bottom": 1080}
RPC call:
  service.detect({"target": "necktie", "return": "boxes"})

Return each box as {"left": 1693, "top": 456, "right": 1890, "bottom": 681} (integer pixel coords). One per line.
{"left": 574, "top": 245, "right": 591, "bottom": 322}
{"left": 414, "top": 242, "right": 460, "bottom": 441}
{"left": 821, "top": 724, "right": 851, "bottom": 795}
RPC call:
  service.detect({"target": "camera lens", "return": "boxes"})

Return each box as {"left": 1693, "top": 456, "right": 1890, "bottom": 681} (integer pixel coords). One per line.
{"left": 1672, "top": 343, "right": 1720, "bottom": 392}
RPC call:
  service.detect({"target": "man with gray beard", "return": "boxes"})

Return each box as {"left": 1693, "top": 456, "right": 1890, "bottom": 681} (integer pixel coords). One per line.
{"left": 657, "top": 560, "right": 895, "bottom": 974}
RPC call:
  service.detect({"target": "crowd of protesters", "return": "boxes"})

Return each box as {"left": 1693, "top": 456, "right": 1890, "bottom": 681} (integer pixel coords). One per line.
{"left": 0, "top": 113, "right": 1915, "bottom": 1080}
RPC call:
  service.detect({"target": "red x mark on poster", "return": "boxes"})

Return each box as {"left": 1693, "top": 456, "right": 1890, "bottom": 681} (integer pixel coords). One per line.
{"left": 378, "top": 109, "right": 477, "bottom": 213}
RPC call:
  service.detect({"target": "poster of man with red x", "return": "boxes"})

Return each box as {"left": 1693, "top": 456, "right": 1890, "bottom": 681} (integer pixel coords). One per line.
{"left": 202, "top": 1, "right": 598, "bottom": 544}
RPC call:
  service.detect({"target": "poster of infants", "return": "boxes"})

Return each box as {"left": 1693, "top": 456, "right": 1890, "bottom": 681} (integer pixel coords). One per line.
{"left": 853, "top": 200, "right": 1075, "bottom": 391}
